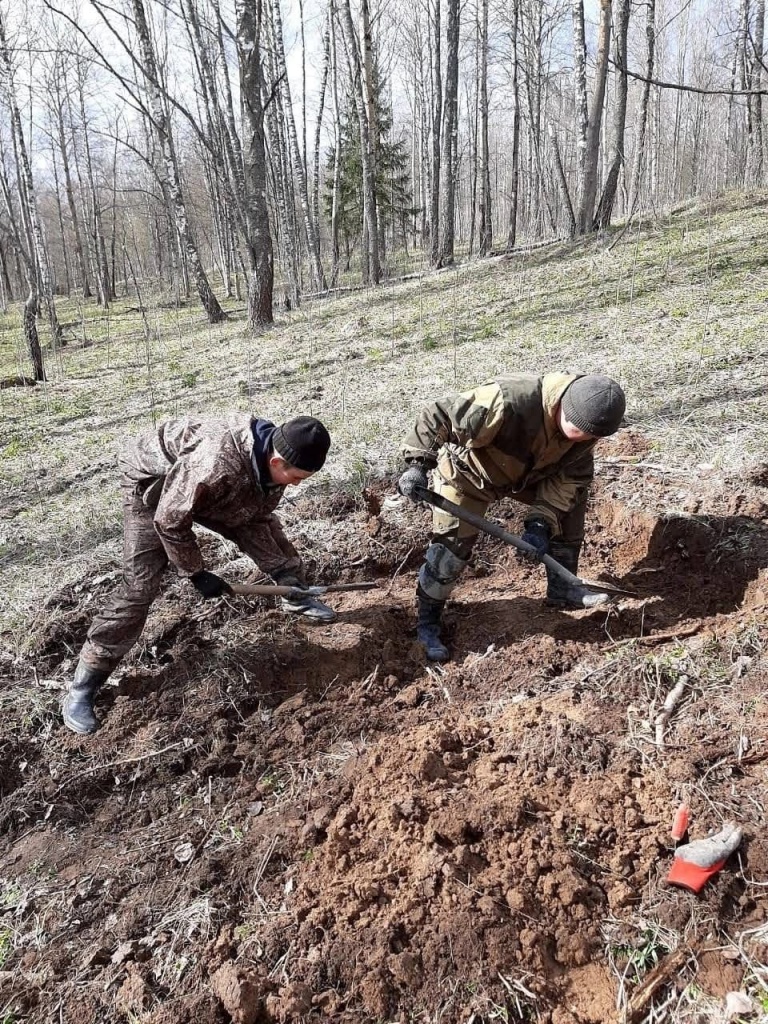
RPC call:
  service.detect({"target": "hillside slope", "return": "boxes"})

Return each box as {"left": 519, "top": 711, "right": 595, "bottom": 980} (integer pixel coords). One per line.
{"left": 1, "top": 193, "right": 768, "bottom": 1023}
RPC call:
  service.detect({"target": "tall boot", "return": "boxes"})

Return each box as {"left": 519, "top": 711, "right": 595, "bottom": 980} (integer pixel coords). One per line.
{"left": 545, "top": 541, "right": 609, "bottom": 609}
{"left": 62, "top": 661, "right": 112, "bottom": 735}
{"left": 415, "top": 542, "right": 468, "bottom": 662}
{"left": 416, "top": 589, "right": 450, "bottom": 662}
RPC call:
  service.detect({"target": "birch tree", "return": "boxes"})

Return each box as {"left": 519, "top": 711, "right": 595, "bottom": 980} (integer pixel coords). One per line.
{"left": 236, "top": 0, "right": 274, "bottom": 328}
{"left": 0, "top": 7, "right": 61, "bottom": 371}
{"left": 477, "top": 0, "right": 491, "bottom": 254}
{"left": 595, "top": 0, "right": 630, "bottom": 228}
{"left": 436, "top": 0, "right": 459, "bottom": 265}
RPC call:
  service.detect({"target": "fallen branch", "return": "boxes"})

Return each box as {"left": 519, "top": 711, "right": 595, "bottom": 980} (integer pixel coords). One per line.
{"left": 623, "top": 946, "right": 690, "bottom": 1024}
{"left": 655, "top": 674, "right": 689, "bottom": 748}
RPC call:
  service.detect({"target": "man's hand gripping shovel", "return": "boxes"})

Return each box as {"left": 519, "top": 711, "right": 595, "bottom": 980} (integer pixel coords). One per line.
{"left": 413, "top": 484, "right": 637, "bottom": 600}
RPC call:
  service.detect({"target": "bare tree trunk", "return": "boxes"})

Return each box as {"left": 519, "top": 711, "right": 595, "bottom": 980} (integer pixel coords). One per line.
{"left": 628, "top": 0, "right": 656, "bottom": 211}
{"left": 76, "top": 57, "right": 112, "bottom": 305}
{"left": 548, "top": 122, "right": 576, "bottom": 238}
{"left": 236, "top": 0, "right": 274, "bottom": 329}
{"left": 478, "top": 0, "right": 491, "bottom": 255}
{"left": 329, "top": 0, "right": 343, "bottom": 285}
{"left": 468, "top": 42, "right": 479, "bottom": 256}
{"left": 338, "top": 0, "right": 380, "bottom": 283}
{"left": 506, "top": 0, "right": 521, "bottom": 250}
{"left": 429, "top": 0, "right": 442, "bottom": 265}
{"left": 0, "top": 155, "right": 45, "bottom": 378}
{"left": 577, "top": 0, "right": 611, "bottom": 233}
{"left": 50, "top": 136, "right": 71, "bottom": 296}
{"left": 0, "top": 9, "right": 62, "bottom": 352}
{"left": 263, "top": 7, "right": 301, "bottom": 304}
{"left": 595, "top": 0, "right": 630, "bottom": 229}
{"left": 269, "top": 0, "right": 326, "bottom": 290}
{"left": 437, "top": 0, "right": 459, "bottom": 266}
{"left": 571, "top": 0, "right": 589, "bottom": 221}
{"left": 311, "top": 13, "right": 331, "bottom": 252}
{"left": 750, "top": 0, "right": 765, "bottom": 182}
{"left": 0, "top": 239, "right": 12, "bottom": 305}
{"left": 131, "top": 0, "right": 225, "bottom": 322}
{"left": 670, "top": 3, "right": 690, "bottom": 200}
{"left": 726, "top": 0, "right": 747, "bottom": 185}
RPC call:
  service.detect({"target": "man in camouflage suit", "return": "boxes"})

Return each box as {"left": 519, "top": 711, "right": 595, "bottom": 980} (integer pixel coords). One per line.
{"left": 397, "top": 373, "right": 626, "bottom": 661}
{"left": 63, "top": 414, "right": 334, "bottom": 735}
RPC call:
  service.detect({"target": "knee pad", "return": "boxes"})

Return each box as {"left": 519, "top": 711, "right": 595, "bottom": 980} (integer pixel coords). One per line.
{"left": 418, "top": 542, "right": 468, "bottom": 601}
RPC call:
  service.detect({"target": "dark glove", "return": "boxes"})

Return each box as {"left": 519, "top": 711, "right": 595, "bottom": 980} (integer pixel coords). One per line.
{"left": 519, "top": 518, "right": 551, "bottom": 562}
{"left": 190, "top": 570, "right": 233, "bottom": 599}
{"left": 397, "top": 461, "right": 429, "bottom": 501}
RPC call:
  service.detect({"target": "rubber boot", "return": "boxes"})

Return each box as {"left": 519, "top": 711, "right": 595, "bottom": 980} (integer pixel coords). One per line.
{"left": 416, "top": 590, "right": 450, "bottom": 662}
{"left": 545, "top": 542, "right": 609, "bottom": 609}
{"left": 62, "top": 661, "right": 112, "bottom": 735}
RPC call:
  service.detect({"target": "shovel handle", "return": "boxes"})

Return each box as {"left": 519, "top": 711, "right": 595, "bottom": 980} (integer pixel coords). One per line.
{"left": 229, "top": 581, "right": 378, "bottom": 598}
{"left": 412, "top": 485, "right": 591, "bottom": 589}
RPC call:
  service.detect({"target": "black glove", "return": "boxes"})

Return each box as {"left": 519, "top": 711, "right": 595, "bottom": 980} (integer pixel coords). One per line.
{"left": 519, "top": 519, "right": 551, "bottom": 562}
{"left": 397, "top": 461, "right": 429, "bottom": 501}
{"left": 191, "top": 570, "right": 233, "bottom": 599}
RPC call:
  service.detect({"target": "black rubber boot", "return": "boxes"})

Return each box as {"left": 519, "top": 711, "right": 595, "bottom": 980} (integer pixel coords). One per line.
{"left": 416, "top": 591, "right": 450, "bottom": 662}
{"left": 62, "top": 661, "right": 112, "bottom": 735}
{"left": 545, "top": 542, "right": 609, "bottom": 609}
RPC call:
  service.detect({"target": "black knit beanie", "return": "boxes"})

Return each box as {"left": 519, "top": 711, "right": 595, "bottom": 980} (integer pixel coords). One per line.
{"left": 272, "top": 416, "right": 331, "bottom": 471}
{"left": 561, "top": 375, "right": 626, "bottom": 437}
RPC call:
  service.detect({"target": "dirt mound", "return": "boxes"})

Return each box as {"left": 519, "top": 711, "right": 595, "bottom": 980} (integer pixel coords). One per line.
{"left": 2, "top": 464, "right": 768, "bottom": 1023}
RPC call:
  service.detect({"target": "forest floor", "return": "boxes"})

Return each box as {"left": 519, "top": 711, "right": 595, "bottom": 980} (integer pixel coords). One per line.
{"left": 2, "top": 191, "right": 768, "bottom": 1024}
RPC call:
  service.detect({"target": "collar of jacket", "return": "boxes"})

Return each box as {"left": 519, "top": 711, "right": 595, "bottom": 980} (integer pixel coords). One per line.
{"left": 250, "top": 417, "right": 281, "bottom": 492}
{"left": 541, "top": 372, "right": 580, "bottom": 442}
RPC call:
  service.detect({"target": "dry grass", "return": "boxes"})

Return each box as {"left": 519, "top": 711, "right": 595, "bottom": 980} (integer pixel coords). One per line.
{"left": 3, "top": 192, "right": 768, "bottom": 633}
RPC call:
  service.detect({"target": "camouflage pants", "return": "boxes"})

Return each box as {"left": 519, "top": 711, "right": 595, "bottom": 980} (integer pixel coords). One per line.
{"left": 79, "top": 481, "right": 172, "bottom": 672}
{"left": 429, "top": 472, "right": 589, "bottom": 561}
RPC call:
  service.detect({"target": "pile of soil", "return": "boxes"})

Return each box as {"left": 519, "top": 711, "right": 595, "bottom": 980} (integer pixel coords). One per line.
{"left": 2, "top": 436, "right": 768, "bottom": 1024}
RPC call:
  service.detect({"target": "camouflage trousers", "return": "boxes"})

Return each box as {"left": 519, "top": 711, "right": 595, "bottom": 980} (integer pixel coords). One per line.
{"left": 429, "top": 472, "right": 589, "bottom": 561}
{"left": 79, "top": 481, "right": 177, "bottom": 671}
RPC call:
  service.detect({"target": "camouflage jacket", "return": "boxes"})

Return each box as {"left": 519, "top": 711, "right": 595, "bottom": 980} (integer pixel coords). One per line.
{"left": 401, "top": 373, "right": 596, "bottom": 533}
{"left": 119, "top": 414, "right": 301, "bottom": 577}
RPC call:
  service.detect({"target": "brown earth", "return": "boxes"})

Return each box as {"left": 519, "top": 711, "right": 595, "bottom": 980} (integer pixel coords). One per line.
{"left": 2, "top": 433, "right": 768, "bottom": 1023}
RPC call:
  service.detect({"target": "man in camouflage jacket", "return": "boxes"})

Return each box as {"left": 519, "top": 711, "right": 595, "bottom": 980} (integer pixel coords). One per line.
{"left": 397, "top": 373, "right": 626, "bottom": 661}
{"left": 63, "top": 414, "right": 333, "bottom": 735}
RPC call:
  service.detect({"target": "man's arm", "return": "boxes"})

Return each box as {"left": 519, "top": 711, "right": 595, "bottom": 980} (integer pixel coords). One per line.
{"left": 529, "top": 446, "right": 595, "bottom": 534}
{"left": 153, "top": 458, "right": 224, "bottom": 574}
{"left": 401, "top": 382, "right": 507, "bottom": 463}
{"left": 231, "top": 515, "right": 304, "bottom": 579}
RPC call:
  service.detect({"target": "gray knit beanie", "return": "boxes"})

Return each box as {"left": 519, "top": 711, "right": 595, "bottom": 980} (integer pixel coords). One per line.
{"left": 561, "top": 375, "right": 626, "bottom": 437}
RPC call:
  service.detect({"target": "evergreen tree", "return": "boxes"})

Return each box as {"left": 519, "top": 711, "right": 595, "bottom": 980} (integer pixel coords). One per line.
{"left": 325, "top": 66, "right": 415, "bottom": 268}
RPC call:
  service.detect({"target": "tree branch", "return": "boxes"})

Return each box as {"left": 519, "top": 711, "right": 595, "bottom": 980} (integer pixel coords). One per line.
{"left": 611, "top": 56, "right": 768, "bottom": 96}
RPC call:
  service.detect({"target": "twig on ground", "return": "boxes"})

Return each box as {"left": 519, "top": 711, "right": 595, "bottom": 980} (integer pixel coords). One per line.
{"left": 655, "top": 674, "right": 689, "bottom": 748}
{"left": 623, "top": 946, "right": 691, "bottom": 1024}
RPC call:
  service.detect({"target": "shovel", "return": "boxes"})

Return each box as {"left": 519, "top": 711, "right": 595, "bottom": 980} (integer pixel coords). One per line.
{"left": 229, "top": 581, "right": 379, "bottom": 599}
{"left": 413, "top": 484, "right": 637, "bottom": 599}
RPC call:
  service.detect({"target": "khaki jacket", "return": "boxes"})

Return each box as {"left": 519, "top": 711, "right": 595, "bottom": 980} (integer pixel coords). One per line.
{"left": 119, "top": 414, "right": 300, "bottom": 577}
{"left": 401, "top": 373, "right": 596, "bottom": 533}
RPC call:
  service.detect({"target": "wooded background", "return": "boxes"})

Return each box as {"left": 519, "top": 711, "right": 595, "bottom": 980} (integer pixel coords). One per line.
{"left": 0, "top": 0, "right": 764, "bottom": 376}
